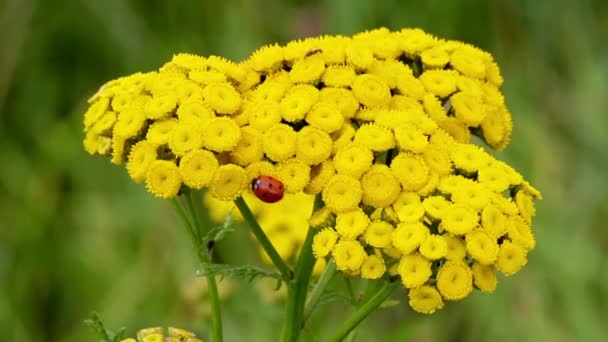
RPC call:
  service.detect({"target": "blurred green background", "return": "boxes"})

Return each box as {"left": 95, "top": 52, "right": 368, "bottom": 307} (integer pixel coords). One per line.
{"left": 1, "top": 0, "right": 607, "bottom": 341}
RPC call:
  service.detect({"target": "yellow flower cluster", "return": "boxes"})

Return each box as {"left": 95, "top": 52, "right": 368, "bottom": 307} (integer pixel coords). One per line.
{"left": 121, "top": 326, "right": 202, "bottom": 342}
{"left": 82, "top": 27, "right": 541, "bottom": 314}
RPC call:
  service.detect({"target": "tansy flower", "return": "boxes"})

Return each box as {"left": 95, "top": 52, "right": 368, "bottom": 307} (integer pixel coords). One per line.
{"left": 305, "top": 160, "right": 335, "bottom": 195}
{"left": 437, "top": 174, "right": 471, "bottom": 194}
{"left": 394, "top": 124, "right": 428, "bottom": 153}
{"left": 364, "top": 221, "right": 394, "bottom": 248}
{"left": 331, "top": 124, "right": 356, "bottom": 153}
{"left": 465, "top": 230, "right": 499, "bottom": 265}
{"left": 176, "top": 100, "right": 215, "bottom": 125}
{"left": 368, "top": 59, "right": 410, "bottom": 89}
{"left": 345, "top": 42, "right": 375, "bottom": 70}
{"left": 450, "top": 182, "right": 490, "bottom": 212}
{"left": 440, "top": 205, "right": 478, "bottom": 235}
{"left": 322, "top": 175, "right": 362, "bottom": 213}
{"left": 247, "top": 44, "right": 284, "bottom": 72}
{"left": 472, "top": 262, "right": 498, "bottom": 293}
{"left": 422, "top": 144, "right": 452, "bottom": 176}
{"left": 420, "top": 46, "right": 450, "bottom": 68}
{"left": 419, "top": 234, "right": 448, "bottom": 260}
{"left": 247, "top": 101, "right": 282, "bottom": 131}
{"left": 322, "top": 65, "right": 357, "bottom": 87}
{"left": 250, "top": 73, "right": 292, "bottom": 102}
{"left": 422, "top": 93, "right": 448, "bottom": 122}
{"left": 296, "top": 126, "right": 333, "bottom": 165}
{"left": 306, "top": 102, "right": 344, "bottom": 133}
{"left": 169, "top": 122, "right": 204, "bottom": 156}
{"left": 436, "top": 261, "right": 473, "bottom": 300}
{"left": 123, "top": 326, "right": 202, "bottom": 342}
{"left": 91, "top": 111, "right": 117, "bottom": 135}
{"left": 450, "top": 47, "right": 487, "bottom": 79}
{"left": 280, "top": 84, "right": 318, "bottom": 122}
{"left": 188, "top": 69, "right": 227, "bottom": 85}
{"left": 312, "top": 228, "right": 339, "bottom": 258}
{"left": 360, "top": 164, "right": 401, "bottom": 208}
{"left": 144, "top": 94, "right": 178, "bottom": 119}
{"left": 263, "top": 124, "right": 297, "bottom": 162}
{"left": 319, "top": 87, "right": 359, "bottom": 119}
{"left": 179, "top": 149, "right": 219, "bottom": 189}
{"left": 496, "top": 241, "right": 527, "bottom": 276}
{"left": 210, "top": 164, "right": 247, "bottom": 200}
{"left": 83, "top": 97, "right": 110, "bottom": 130}
{"left": 246, "top": 161, "right": 277, "bottom": 181}
{"left": 390, "top": 152, "right": 430, "bottom": 191}
{"left": 230, "top": 126, "right": 264, "bottom": 166}
{"left": 392, "top": 222, "right": 429, "bottom": 254}
{"left": 408, "top": 285, "right": 444, "bottom": 314}
{"left": 481, "top": 204, "right": 507, "bottom": 239}
{"left": 351, "top": 74, "right": 391, "bottom": 108}
{"left": 333, "top": 143, "right": 373, "bottom": 179}
{"left": 354, "top": 123, "right": 396, "bottom": 152}
{"left": 126, "top": 141, "right": 157, "bottom": 183}
{"left": 145, "top": 160, "right": 182, "bottom": 199}
{"left": 451, "top": 92, "right": 486, "bottom": 126}
{"left": 477, "top": 164, "right": 511, "bottom": 192}
{"left": 360, "top": 255, "right": 386, "bottom": 279}
{"left": 396, "top": 201, "right": 425, "bottom": 223}
{"left": 419, "top": 70, "right": 457, "bottom": 98}
{"left": 276, "top": 159, "right": 310, "bottom": 193}
{"left": 146, "top": 119, "right": 178, "bottom": 146}
{"left": 202, "top": 117, "right": 241, "bottom": 152}
{"left": 451, "top": 143, "right": 490, "bottom": 173}
{"left": 332, "top": 240, "right": 367, "bottom": 271}
{"left": 506, "top": 215, "right": 536, "bottom": 251}
{"left": 421, "top": 195, "right": 451, "bottom": 221}
{"left": 444, "top": 234, "right": 467, "bottom": 261}
{"left": 289, "top": 55, "right": 326, "bottom": 84}
{"left": 335, "top": 209, "right": 370, "bottom": 240}
{"left": 398, "top": 28, "right": 436, "bottom": 54}
{"left": 398, "top": 253, "right": 432, "bottom": 288}
{"left": 515, "top": 190, "right": 536, "bottom": 223}
{"left": 113, "top": 109, "right": 146, "bottom": 138}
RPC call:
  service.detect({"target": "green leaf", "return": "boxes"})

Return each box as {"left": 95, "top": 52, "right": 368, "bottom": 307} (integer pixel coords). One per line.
{"left": 198, "top": 262, "right": 283, "bottom": 285}
{"left": 202, "top": 214, "right": 235, "bottom": 246}
{"left": 84, "top": 312, "right": 126, "bottom": 342}
{"left": 379, "top": 299, "right": 400, "bottom": 308}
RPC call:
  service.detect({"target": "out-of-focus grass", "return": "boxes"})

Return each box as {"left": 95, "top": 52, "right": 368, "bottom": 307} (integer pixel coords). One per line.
{"left": 0, "top": 0, "right": 607, "bottom": 341}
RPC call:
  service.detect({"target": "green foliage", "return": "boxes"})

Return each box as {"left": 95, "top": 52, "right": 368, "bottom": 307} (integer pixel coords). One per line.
{"left": 84, "top": 312, "right": 126, "bottom": 342}
{"left": 198, "top": 263, "right": 283, "bottom": 288}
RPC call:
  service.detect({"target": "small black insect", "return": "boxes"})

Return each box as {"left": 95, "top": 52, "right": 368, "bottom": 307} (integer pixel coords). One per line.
{"left": 305, "top": 48, "right": 323, "bottom": 57}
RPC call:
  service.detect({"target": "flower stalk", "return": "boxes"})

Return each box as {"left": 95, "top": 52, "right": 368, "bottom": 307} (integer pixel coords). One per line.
{"left": 302, "top": 258, "right": 337, "bottom": 324}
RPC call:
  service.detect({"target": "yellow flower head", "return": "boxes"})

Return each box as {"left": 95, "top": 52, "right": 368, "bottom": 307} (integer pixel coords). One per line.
{"left": 145, "top": 160, "right": 182, "bottom": 199}
{"left": 364, "top": 221, "right": 395, "bottom": 248}
{"left": 144, "top": 94, "right": 177, "bottom": 119}
{"left": 477, "top": 163, "right": 511, "bottom": 192}
{"left": 319, "top": 87, "right": 359, "bottom": 119}
{"left": 333, "top": 240, "right": 367, "bottom": 272}
{"left": 334, "top": 143, "right": 373, "bottom": 179}
{"left": 306, "top": 102, "right": 345, "bottom": 133}
{"left": 202, "top": 117, "right": 241, "bottom": 152}
{"left": 290, "top": 54, "right": 326, "bottom": 83}
{"left": 179, "top": 149, "right": 218, "bottom": 189}
{"left": 419, "top": 234, "right": 448, "bottom": 260}
{"left": 450, "top": 182, "right": 490, "bottom": 212}
{"left": 91, "top": 110, "right": 117, "bottom": 135}
{"left": 360, "top": 164, "right": 401, "bottom": 208}
{"left": 450, "top": 47, "right": 487, "bottom": 79}
{"left": 496, "top": 240, "right": 527, "bottom": 276}
{"left": 248, "top": 44, "right": 284, "bottom": 72}
{"left": 451, "top": 92, "right": 486, "bottom": 126}
{"left": 481, "top": 204, "right": 507, "bottom": 239}
{"left": 296, "top": 126, "right": 333, "bottom": 166}
{"left": 322, "top": 175, "right": 362, "bottom": 213}
{"left": 335, "top": 209, "right": 369, "bottom": 240}
{"left": 421, "top": 195, "right": 451, "bottom": 220}
{"left": 126, "top": 326, "right": 202, "bottom": 342}
{"left": 465, "top": 230, "right": 499, "bottom": 264}
{"left": 360, "top": 255, "right": 386, "bottom": 279}
{"left": 114, "top": 109, "right": 146, "bottom": 138}
{"left": 169, "top": 122, "right": 204, "bottom": 156}
{"left": 398, "top": 253, "right": 432, "bottom": 288}
{"left": 312, "top": 228, "right": 339, "bottom": 258}
{"left": 230, "top": 126, "right": 264, "bottom": 166}
{"left": 392, "top": 222, "right": 429, "bottom": 254}
{"left": 436, "top": 261, "right": 473, "bottom": 300}
{"left": 201, "top": 82, "right": 241, "bottom": 115}
{"left": 276, "top": 159, "right": 310, "bottom": 193}
{"left": 322, "top": 65, "right": 357, "bottom": 87}
{"left": 506, "top": 215, "right": 536, "bottom": 251}
{"left": 305, "top": 160, "right": 335, "bottom": 195}
{"left": 210, "top": 164, "right": 247, "bottom": 201}
{"left": 331, "top": 123, "right": 356, "bottom": 153}
{"left": 444, "top": 234, "right": 466, "bottom": 261}
{"left": 354, "top": 123, "right": 396, "bottom": 152}
{"left": 440, "top": 205, "right": 478, "bottom": 235}
{"left": 351, "top": 74, "right": 391, "bottom": 108}
{"left": 452, "top": 143, "right": 490, "bottom": 173}
{"left": 420, "top": 46, "right": 450, "bottom": 68}
{"left": 390, "top": 152, "right": 430, "bottom": 191}
{"left": 408, "top": 285, "right": 444, "bottom": 314}
{"left": 515, "top": 190, "right": 536, "bottom": 223}
{"left": 280, "top": 84, "right": 319, "bottom": 122}
{"left": 419, "top": 70, "right": 457, "bottom": 98}
{"left": 146, "top": 119, "right": 178, "bottom": 146}
{"left": 263, "top": 124, "right": 297, "bottom": 162}
{"left": 345, "top": 42, "right": 375, "bottom": 70}
{"left": 176, "top": 100, "right": 215, "bottom": 125}
{"left": 472, "top": 262, "right": 498, "bottom": 293}
{"left": 127, "top": 141, "right": 157, "bottom": 183}
{"left": 394, "top": 124, "right": 429, "bottom": 153}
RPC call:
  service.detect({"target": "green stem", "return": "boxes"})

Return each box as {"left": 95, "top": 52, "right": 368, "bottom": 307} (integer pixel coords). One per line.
{"left": 234, "top": 196, "right": 292, "bottom": 280}
{"left": 328, "top": 281, "right": 398, "bottom": 342}
{"left": 302, "top": 258, "right": 337, "bottom": 324}
{"left": 280, "top": 194, "right": 323, "bottom": 342}
{"left": 171, "top": 196, "right": 223, "bottom": 342}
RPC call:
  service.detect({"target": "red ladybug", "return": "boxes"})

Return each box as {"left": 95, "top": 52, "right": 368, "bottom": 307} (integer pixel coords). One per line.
{"left": 251, "top": 175, "right": 284, "bottom": 203}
